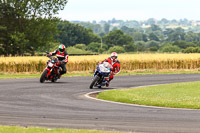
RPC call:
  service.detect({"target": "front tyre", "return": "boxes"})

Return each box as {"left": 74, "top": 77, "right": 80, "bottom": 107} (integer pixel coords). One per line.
{"left": 40, "top": 69, "right": 49, "bottom": 83}
{"left": 89, "top": 75, "right": 100, "bottom": 89}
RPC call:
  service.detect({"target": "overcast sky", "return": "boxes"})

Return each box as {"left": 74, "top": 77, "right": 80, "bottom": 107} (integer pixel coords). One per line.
{"left": 57, "top": 0, "right": 200, "bottom": 22}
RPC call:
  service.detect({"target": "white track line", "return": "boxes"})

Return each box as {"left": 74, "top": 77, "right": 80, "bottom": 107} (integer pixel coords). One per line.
{"left": 85, "top": 84, "right": 199, "bottom": 111}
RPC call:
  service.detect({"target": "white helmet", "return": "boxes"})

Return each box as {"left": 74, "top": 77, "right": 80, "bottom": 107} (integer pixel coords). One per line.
{"left": 111, "top": 52, "right": 118, "bottom": 62}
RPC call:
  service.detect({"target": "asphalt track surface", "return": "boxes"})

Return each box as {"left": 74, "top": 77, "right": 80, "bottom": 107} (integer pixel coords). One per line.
{"left": 1, "top": 74, "right": 200, "bottom": 133}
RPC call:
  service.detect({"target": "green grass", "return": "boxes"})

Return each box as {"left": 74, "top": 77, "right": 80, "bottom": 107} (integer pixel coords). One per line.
{"left": 1, "top": 70, "right": 200, "bottom": 79}
{"left": 97, "top": 81, "right": 200, "bottom": 109}
{"left": 118, "top": 70, "right": 200, "bottom": 75}
{"left": 0, "top": 73, "right": 92, "bottom": 79}
{"left": 0, "top": 126, "right": 128, "bottom": 133}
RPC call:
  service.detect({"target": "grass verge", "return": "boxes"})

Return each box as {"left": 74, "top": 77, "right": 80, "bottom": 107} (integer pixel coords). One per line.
{"left": 0, "top": 72, "right": 92, "bottom": 79}
{"left": 97, "top": 81, "right": 200, "bottom": 109}
{"left": 1, "top": 70, "right": 200, "bottom": 79}
{"left": 0, "top": 126, "right": 127, "bottom": 133}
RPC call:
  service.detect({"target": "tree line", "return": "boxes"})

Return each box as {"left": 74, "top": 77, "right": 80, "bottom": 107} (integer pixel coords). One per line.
{"left": 56, "top": 22, "right": 200, "bottom": 54}
{"left": 1, "top": 1, "right": 200, "bottom": 55}
{"left": 76, "top": 18, "right": 200, "bottom": 33}
{"left": 0, "top": 0, "right": 68, "bottom": 56}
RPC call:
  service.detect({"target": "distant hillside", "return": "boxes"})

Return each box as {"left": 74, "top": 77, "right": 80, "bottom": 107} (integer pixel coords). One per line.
{"left": 71, "top": 18, "right": 200, "bottom": 33}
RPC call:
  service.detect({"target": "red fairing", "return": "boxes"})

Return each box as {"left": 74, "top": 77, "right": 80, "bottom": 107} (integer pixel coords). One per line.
{"left": 46, "top": 68, "right": 51, "bottom": 77}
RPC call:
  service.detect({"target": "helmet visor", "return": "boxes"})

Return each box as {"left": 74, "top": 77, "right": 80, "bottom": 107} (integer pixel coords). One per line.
{"left": 59, "top": 48, "right": 64, "bottom": 52}
{"left": 111, "top": 56, "right": 117, "bottom": 59}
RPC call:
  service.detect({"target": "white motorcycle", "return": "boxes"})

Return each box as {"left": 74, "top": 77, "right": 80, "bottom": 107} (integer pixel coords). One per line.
{"left": 89, "top": 62, "right": 113, "bottom": 89}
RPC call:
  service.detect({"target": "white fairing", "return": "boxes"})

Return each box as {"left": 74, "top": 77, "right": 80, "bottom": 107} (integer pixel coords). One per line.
{"left": 99, "top": 64, "right": 110, "bottom": 73}
{"left": 48, "top": 62, "right": 54, "bottom": 67}
{"left": 99, "top": 62, "right": 112, "bottom": 73}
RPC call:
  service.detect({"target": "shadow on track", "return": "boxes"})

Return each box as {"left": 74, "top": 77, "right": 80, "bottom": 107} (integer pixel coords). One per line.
{"left": 89, "top": 87, "right": 115, "bottom": 90}
{"left": 40, "top": 81, "right": 69, "bottom": 84}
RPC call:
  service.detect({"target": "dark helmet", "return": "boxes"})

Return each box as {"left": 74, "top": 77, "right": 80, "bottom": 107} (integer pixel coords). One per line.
{"left": 59, "top": 44, "right": 65, "bottom": 53}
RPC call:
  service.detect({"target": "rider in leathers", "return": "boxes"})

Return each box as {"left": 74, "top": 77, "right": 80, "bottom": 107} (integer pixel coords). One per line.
{"left": 100, "top": 52, "right": 120, "bottom": 86}
{"left": 48, "top": 44, "right": 68, "bottom": 77}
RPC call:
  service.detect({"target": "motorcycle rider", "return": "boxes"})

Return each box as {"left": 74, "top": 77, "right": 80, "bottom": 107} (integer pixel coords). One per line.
{"left": 48, "top": 44, "right": 68, "bottom": 78}
{"left": 100, "top": 52, "right": 120, "bottom": 86}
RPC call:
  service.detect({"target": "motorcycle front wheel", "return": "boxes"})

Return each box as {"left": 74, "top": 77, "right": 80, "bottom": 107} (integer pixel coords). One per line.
{"left": 89, "top": 75, "right": 100, "bottom": 89}
{"left": 40, "top": 69, "right": 49, "bottom": 83}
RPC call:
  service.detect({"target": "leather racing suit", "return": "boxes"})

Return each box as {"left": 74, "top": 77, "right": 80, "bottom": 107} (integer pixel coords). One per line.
{"left": 49, "top": 49, "right": 69, "bottom": 75}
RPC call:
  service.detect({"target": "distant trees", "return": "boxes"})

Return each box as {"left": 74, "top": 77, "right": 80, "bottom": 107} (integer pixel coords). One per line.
{"left": 78, "top": 22, "right": 103, "bottom": 34}
{"left": 40, "top": 19, "right": 200, "bottom": 54}
{"left": 108, "top": 46, "right": 125, "bottom": 53}
{"left": 132, "top": 32, "right": 143, "bottom": 41}
{"left": 159, "top": 18, "right": 169, "bottom": 25}
{"left": 161, "top": 45, "right": 181, "bottom": 53}
{"left": 149, "top": 24, "right": 162, "bottom": 32}
{"left": 166, "top": 31, "right": 185, "bottom": 42}
{"left": 149, "top": 33, "right": 160, "bottom": 41}
{"left": 103, "top": 23, "right": 110, "bottom": 34}
{"left": 103, "top": 29, "right": 133, "bottom": 47}
{"left": 184, "top": 32, "right": 200, "bottom": 42}
{"left": 146, "top": 18, "right": 156, "bottom": 25}
{"left": 73, "top": 18, "right": 200, "bottom": 53}
{"left": 2, "top": 13, "right": 200, "bottom": 55}
{"left": 87, "top": 42, "right": 108, "bottom": 53}
{"left": 56, "top": 21, "right": 101, "bottom": 47}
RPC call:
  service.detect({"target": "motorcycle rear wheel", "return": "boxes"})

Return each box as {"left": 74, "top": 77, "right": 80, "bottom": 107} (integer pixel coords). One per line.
{"left": 40, "top": 69, "right": 48, "bottom": 83}
{"left": 89, "top": 75, "right": 100, "bottom": 89}
{"left": 51, "top": 78, "right": 57, "bottom": 82}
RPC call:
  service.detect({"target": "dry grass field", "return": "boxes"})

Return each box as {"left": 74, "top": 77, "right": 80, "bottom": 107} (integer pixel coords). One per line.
{"left": 1, "top": 53, "right": 200, "bottom": 73}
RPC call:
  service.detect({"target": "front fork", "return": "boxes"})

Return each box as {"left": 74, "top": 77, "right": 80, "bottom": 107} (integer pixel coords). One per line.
{"left": 93, "top": 70, "right": 97, "bottom": 78}
{"left": 43, "top": 66, "right": 52, "bottom": 79}
{"left": 96, "top": 74, "right": 109, "bottom": 86}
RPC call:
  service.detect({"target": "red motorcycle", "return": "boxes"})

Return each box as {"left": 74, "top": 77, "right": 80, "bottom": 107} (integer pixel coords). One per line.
{"left": 40, "top": 52, "right": 61, "bottom": 83}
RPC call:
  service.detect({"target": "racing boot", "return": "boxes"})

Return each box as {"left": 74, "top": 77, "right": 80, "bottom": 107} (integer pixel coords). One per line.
{"left": 106, "top": 81, "right": 110, "bottom": 87}
{"left": 57, "top": 74, "right": 61, "bottom": 79}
